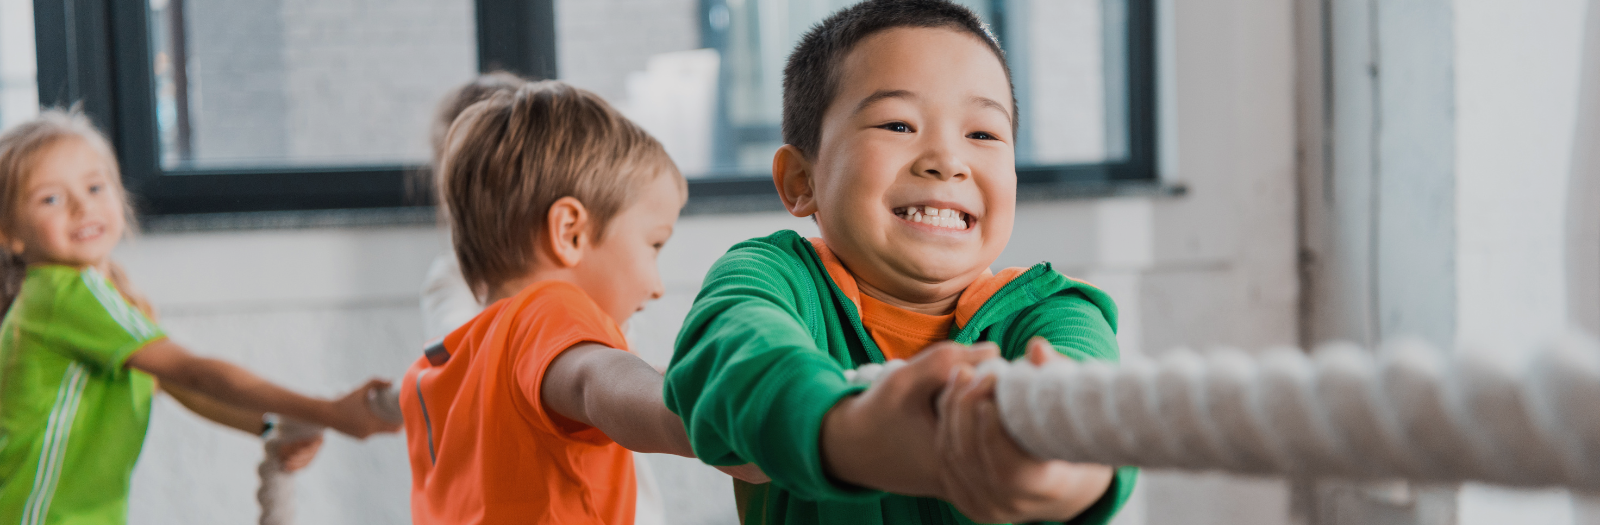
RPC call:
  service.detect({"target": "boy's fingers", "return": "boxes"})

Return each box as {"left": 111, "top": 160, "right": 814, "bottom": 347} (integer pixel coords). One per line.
{"left": 1025, "top": 337, "right": 1048, "bottom": 365}
{"left": 937, "top": 367, "right": 961, "bottom": 417}
{"left": 973, "top": 400, "right": 1028, "bottom": 519}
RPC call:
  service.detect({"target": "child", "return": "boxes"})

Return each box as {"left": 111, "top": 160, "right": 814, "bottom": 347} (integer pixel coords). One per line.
{"left": 0, "top": 109, "right": 399, "bottom": 524}
{"left": 399, "top": 80, "right": 763, "bottom": 524}
{"left": 419, "top": 71, "right": 526, "bottom": 341}
{"left": 415, "top": 71, "right": 673, "bottom": 525}
{"left": 663, "top": 1, "right": 1137, "bottom": 524}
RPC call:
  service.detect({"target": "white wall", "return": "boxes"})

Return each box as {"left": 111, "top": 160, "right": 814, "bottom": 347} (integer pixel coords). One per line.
{"left": 1454, "top": 0, "right": 1592, "bottom": 523}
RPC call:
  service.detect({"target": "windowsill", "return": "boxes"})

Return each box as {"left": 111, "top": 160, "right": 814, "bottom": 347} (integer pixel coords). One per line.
{"left": 139, "top": 207, "right": 440, "bottom": 233}
{"left": 682, "top": 178, "right": 1187, "bottom": 216}
{"left": 136, "top": 180, "right": 1186, "bottom": 232}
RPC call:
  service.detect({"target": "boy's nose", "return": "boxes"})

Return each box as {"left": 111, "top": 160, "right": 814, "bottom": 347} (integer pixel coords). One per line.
{"left": 648, "top": 274, "right": 664, "bottom": 301}
{"left": 911, "top": 143, "right": 970, "bottom": 181}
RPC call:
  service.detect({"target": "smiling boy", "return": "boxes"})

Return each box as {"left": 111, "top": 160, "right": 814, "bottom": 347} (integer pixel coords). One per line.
{"left": 663, "top": 1, "right": 1136, "bottom": 524}
{"left": 398, "top": 81, "right": 762, "bottom": 525}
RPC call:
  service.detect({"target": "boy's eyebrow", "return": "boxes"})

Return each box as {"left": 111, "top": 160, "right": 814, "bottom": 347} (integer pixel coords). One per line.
{"left": 852, "top": 90, "right": 1015, "bottom": 127}
{"left": 971, "top": 96, "right": 1014, "bottom": 126}
{"left": 852, "top": 89, "right": 917, "bottom": 115}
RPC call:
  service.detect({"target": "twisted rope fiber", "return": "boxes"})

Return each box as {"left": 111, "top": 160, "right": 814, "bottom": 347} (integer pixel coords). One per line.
{"left": 257, "top": 417, "right": 323, "bottom": 525}
{"left": 257, "top": 388, "right": 402, "bottom": 525}
{"left": 850, "top": 334, "right": 1600, "bottom": 489}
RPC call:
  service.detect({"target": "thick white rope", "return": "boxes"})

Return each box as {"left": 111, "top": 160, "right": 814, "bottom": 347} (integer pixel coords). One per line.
{"left": 257, "top": 417, "right": 324, "bottom": 525}
{"left": 849, "top": 333, "right": 1600, "bottom": 489}
{"left": 256, "top": 387, "right": 402, "bottom": 525}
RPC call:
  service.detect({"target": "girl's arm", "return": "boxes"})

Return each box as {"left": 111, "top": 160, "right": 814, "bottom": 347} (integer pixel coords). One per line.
{"left": 160, "top": 381, "right": 327, "bottom": 472}
{"left": 540, "top": 343, "right": 768, "bottom": 483}
{"left": 160, "top": 380, "right": 266, "bottom": 434}
{"left": 126, "top": 339, "right": 397, "bottom": 438}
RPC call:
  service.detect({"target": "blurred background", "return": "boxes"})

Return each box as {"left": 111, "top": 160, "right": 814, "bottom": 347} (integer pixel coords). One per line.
{"left": 2, "top": 0, "right": 1598, "bottom": 523}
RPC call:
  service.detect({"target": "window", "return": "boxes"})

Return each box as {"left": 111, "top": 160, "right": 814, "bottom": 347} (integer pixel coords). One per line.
{"left": 32, "top": 0, "right": 1154, "bottom": 217}
{"left": 558, "top": 0, "right": 1157, "bottom": 200}
{"left": 0, "top": 0, "right": 38, "bottom": 129}
{"left": 144, "top": 0, "right": 476, "bottom": 169}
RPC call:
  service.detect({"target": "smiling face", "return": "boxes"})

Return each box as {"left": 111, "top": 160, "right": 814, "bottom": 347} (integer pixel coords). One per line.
{"left": 4, "top": 137, "right": 126, "bottom": 269}
{"left": 797, "top": 26, "right": 1017, "bottom": 309}
{"left": 571, "top": 171, "right": 683, "bottom": 324}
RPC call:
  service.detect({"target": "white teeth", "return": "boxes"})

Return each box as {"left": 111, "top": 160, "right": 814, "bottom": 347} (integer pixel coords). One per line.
{"left": 896, "top": 206, "right": 970, "bottom": 230}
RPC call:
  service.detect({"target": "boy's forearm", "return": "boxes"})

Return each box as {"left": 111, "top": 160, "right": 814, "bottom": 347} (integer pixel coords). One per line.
{"left": 544, "top": 344, "right": 694, "bottom": 456}
{"left": 818, "top": 394, "right": 942, "bottom": 496}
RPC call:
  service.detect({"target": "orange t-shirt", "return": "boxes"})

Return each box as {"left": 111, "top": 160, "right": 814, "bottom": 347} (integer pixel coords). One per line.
{"left": 400, "top": 280, "right": 636, "bottom": 525}
{"left": 809, "top": 239, "right": 1025, "bottom": 359}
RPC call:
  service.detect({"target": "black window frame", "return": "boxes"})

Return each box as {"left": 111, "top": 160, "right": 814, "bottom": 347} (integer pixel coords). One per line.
{"left": 32, "top": 0, "right": 1155, "bottom": 218}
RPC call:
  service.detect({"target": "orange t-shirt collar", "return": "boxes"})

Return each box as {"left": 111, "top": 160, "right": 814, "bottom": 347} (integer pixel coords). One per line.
{"left": 808, "top": 238, "right": 1024, "bottom": 360}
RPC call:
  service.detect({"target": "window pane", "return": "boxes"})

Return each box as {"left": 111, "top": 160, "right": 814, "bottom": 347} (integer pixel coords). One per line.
{"left": 146, "top": 0, "right": 477, "bottom": 170}
{"left": 0, "top": 0, "right": 39, "bottom": 130}
{"left": 1002, "top": 0, "right": 1123, "bottom": 165}
{"left": 557, "top": 0, "right": 1125, "bottom": 179}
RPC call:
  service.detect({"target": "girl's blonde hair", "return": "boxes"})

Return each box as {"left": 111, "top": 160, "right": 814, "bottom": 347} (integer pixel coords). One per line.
{"left": 0, "top": 108, "right": 145, "bottom": 317}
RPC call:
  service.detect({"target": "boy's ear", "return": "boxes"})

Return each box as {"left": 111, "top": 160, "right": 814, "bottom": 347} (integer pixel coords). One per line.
{"left": 544, "top": 197, "right": 591, "bottom": 268}
{"left": 772, "top": 145, "right": 819, "bottom": 218}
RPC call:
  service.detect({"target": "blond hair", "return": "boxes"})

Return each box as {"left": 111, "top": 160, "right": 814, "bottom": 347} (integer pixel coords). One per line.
{"left": 0, "top": 108, "right": 144, "bottom": 316}
{"left": 438, "top": 80, "right": 684, "bottom": 300}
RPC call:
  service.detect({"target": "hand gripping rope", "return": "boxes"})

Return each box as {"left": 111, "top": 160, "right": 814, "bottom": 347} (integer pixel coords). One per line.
{"left": 849, "top": 333, "right": 1600, "bottom": 490}
{"left": 256, "top": 387, "right": 403, "bottom": 525}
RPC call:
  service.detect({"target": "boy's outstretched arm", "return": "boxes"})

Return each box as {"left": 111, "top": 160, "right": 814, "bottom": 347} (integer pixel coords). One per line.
{"left": 666, "top": 241, "right": 996, "bottom": 500}
{"left": 541, "top": 343, "right": 769, "bottom": 484}
{"left": 541, "top": 343, "right": 691, "bottom": 455}
{"left": 126, "top": 339, "right": 397, "bottom": 439}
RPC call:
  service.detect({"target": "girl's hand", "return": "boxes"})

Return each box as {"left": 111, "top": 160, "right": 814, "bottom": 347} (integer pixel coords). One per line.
{"left": 269, "top": 434, "right": 325, "bottom": 473}
{"left": 327, "top": 379, "right": 402, "bottom": 438}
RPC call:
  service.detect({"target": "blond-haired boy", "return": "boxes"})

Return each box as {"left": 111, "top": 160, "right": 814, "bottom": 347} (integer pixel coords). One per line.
{"left": 398, "top": 81, "right": 761, "bottom": 525}
{"left": 664, "top": 1, "right": 1136, "bottom": 524}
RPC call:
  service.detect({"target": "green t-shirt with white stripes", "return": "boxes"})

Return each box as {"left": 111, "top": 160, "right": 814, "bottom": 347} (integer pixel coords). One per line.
{"left": 0, "top": 265, "right": 165, "bottom": 525}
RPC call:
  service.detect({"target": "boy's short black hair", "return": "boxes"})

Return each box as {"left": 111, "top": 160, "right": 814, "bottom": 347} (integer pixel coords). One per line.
{"left": 782, "top": 0, "right": 1017, "bottom": 157}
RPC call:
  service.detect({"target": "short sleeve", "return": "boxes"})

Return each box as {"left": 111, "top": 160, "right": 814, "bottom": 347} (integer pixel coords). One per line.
{"left": 41, "top": 267, "right": 166, "bottom": 371}
{"left": 506, "top": 282, "right": 629, "bottom": 444}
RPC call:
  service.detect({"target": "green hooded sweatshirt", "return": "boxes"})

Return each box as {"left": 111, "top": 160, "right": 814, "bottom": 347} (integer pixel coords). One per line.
{"left": 665, "top": 230, "right": 1137, "bottom": 525}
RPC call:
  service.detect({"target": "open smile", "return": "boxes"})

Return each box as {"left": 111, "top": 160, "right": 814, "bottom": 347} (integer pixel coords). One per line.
{"left": 70, "top": 223, "right": 105, "bottom": 242}
{"left": 891, "top": 204, "right": 974, "bottom": 232}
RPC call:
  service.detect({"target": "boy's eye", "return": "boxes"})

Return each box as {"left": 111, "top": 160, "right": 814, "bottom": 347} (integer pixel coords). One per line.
{"left": 652, "top": 242, "right": 665, "bottom": 252}
{"left": 968, "top": 131, "right": 999, "bottom": 141}
{"left": 40, "top": 195, "right": 59, "bottom": 205}
{"left": 88, "top": 184, "right": 103, "bottom": 194}
{"left": 879, "top": 122, "right": 913, "bottom": 133}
